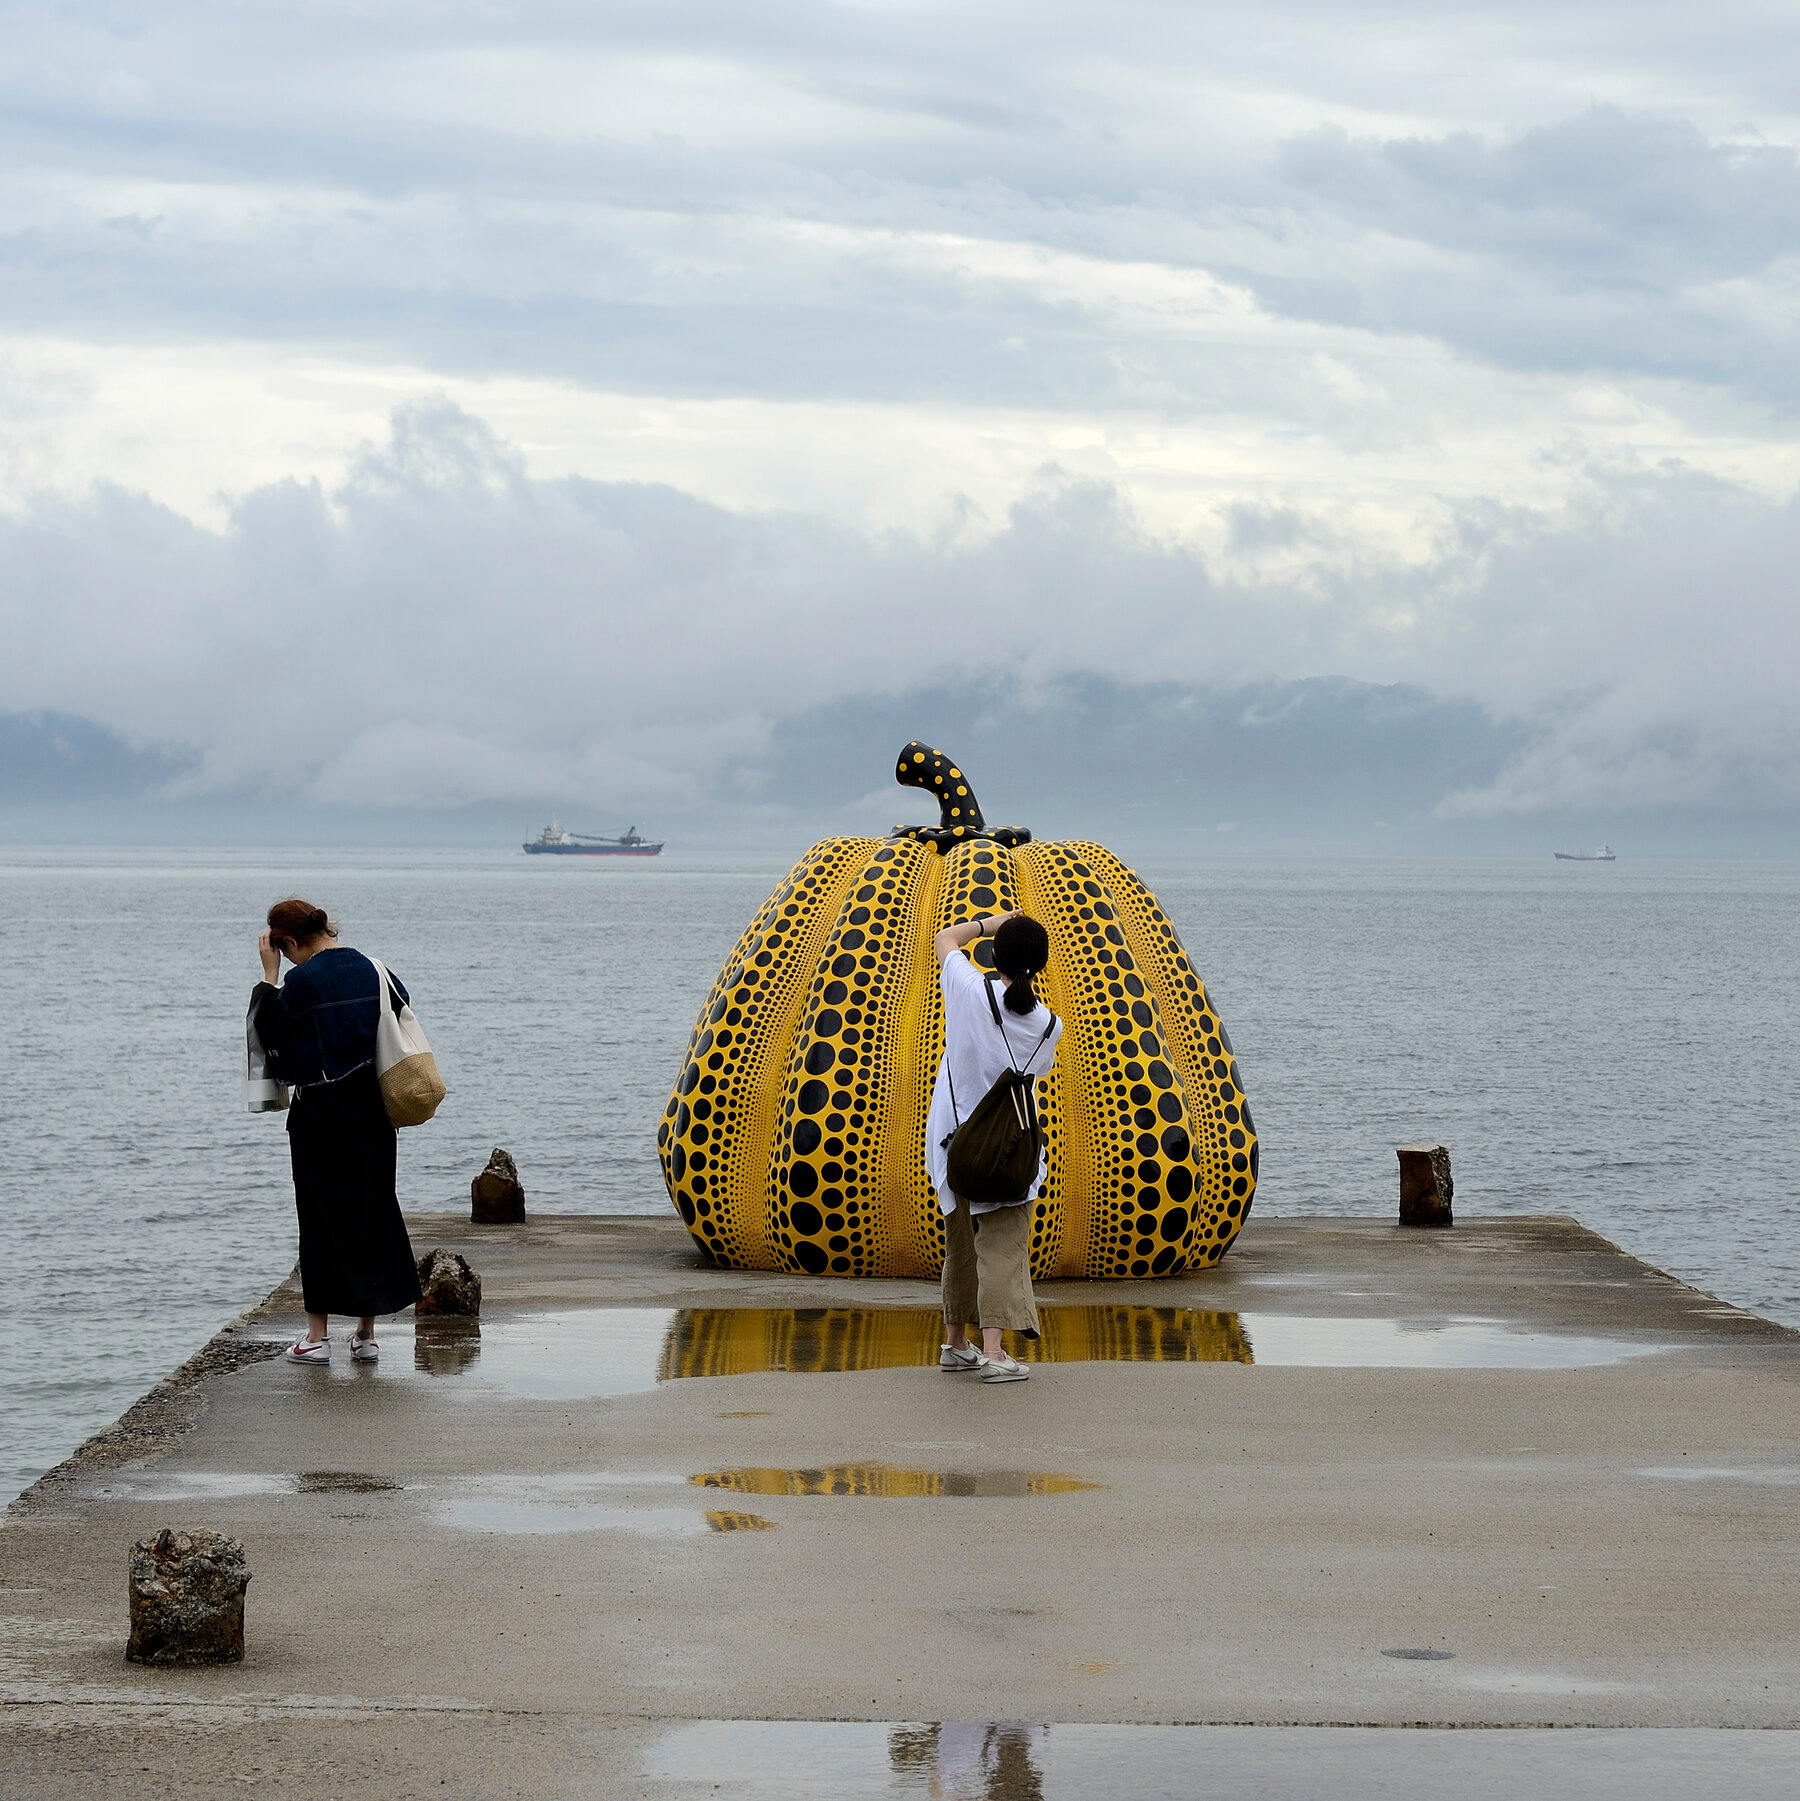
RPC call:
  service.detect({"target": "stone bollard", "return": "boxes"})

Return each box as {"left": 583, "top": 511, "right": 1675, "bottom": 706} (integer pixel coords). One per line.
{"left": 1397, "top": 1143, "right": 1454, "bottom": 1227}
{"left": 470, "top": 1147, "right": 525, "bottom": 1223}
{"left": 126, "top": 1528, "right": 250, "bottom": 1666}
{"left": 415, "top": 1247, "right": 482, "bottom": 1316}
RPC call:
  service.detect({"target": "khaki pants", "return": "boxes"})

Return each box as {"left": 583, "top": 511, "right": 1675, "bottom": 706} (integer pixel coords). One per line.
{"left": 941, "top": 1194, "right": 1040, "bottom": 1337}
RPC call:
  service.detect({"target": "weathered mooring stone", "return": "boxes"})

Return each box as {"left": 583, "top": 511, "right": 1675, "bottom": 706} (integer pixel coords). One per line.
{"left": 126, "top": 1528, "right": 249, "bottom": 1666}
{"left": 1397, "top": 1143, "right": 1454, "bottom": 1227}
{"left": 415, "top": 1248, "right": 482, "bottom": 1316}
{"left": 470, "top": 1147, "right": 525, "bottom": 1223}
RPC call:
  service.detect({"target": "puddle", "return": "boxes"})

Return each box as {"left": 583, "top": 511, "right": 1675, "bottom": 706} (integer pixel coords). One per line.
{"left": 1238, "top": 1316, "right": 1668, "bottom": 1369}
{"left": 262, "top": 1311, "right": 670, "bottom": 1395}
{"left": 705, "top": 1510, "right": 778, "bottom": 1531}
{"left": 435, "top": 1500, "right": 773, "bottom": 1535}
{"left": 644, "top": 1720, "right": 1800, "bottom": 1799}
{"left": 661, "top": 1305, "right": 1252, "bottom": 1377}
{"left": 270, "top": 1306, "right": 1673, "bottom": 1402}
{"left": 83, "top": 1471, "right": 295, "bottom": 1502}
{"left": 691, "top": 1464, "right": 1103, "bottom": 1498}
{"left": 651, "top": 1722, "right": 1054, "bottom": 1800}
{"left": 414, "top": 1321, "right": 482, "bottom": 1376}
{"left": 500, "top": 1470, "right": 686, "bottom": 1490}
{"left": 86, "top": 1470, "right": 409, "bottom": 1502}
{"left": 296, "top": 1470, "right": 402, "bottom": 1494}
{"left": 394, "top": 1305, "right": 1671, "bottom": 1399}
{"left": 464, "top": 1308, "right": 675, "bottom": 1399}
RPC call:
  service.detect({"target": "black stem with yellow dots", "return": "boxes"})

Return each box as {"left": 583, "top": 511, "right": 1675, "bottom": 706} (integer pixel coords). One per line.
{"left": 890, "top": 740, "right": 1032, "bottom": 851}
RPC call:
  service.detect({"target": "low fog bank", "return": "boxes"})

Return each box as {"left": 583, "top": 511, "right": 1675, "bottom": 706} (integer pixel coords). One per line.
{"left": 4, "top": 402, "right": 1798, "bottom": 859}
{"left": 7, "top": 684, "right": 1795, "bottom": 859}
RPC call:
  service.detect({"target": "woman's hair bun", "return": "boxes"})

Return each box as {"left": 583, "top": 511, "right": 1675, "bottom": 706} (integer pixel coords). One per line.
{"left": 267, "top": 896, "right": 336, "bottom": 946}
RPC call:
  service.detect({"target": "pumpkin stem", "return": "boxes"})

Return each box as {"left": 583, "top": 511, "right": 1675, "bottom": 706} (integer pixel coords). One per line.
{"left": 894, "top": 742, "right": 987, "bottom": 833}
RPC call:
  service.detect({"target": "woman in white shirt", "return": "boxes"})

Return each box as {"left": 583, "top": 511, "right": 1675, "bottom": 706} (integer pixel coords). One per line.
{"left": 928, "top": 910, "right": 1063, "bottom": 1383}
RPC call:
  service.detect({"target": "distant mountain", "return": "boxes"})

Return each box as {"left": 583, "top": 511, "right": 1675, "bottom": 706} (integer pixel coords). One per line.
{"left": 758, "top": 674, "right": 1531, "bottom": 842}
{"left": 1, "top": 686, "right": 1789, "bottom": 853}
{"left": 0, "top": 712, "right": 192, "bottom": 800}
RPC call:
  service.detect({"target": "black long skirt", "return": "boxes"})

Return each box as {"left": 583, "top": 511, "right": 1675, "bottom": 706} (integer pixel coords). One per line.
{"left": 287, "top": 1065, "right": 424, "bottom": 1318}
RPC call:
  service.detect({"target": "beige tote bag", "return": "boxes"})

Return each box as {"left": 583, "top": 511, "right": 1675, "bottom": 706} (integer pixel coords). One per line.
{"left": 369, "top": 958, "right": 446, "bottom": 1127}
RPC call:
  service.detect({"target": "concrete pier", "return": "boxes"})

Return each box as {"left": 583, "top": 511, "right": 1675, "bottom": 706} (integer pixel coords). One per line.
{"left": 5, "top": 1214, "right": 1800, "bottom": 1796}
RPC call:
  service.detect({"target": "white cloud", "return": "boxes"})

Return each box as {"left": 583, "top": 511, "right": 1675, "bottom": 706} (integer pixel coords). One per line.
{"left": 1432, "top": 473, "right": 1800, "bottom": 814}
{"left": 3, "top": 328, "right": 1794, "bottom": 558}
{"left": 2, "top": 0, "right": 1799, "bottom": 836}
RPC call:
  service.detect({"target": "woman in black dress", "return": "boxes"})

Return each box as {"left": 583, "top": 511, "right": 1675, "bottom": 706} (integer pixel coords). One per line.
{"left": 251, "top": 898, "right": 423, "bottom": 1365}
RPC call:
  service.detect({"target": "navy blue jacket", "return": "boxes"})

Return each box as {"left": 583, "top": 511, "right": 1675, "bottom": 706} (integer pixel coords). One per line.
{"left": 250, "top": 947, "right": 409, "bottom": 1088}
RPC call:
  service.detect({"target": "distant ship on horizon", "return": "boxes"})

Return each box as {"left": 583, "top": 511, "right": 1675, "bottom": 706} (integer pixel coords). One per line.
{"left": 524, "top": 820, "right": 664, "bottom": 856}
{"left": 1554, "top": 844, "right": 1616, "bottom": 862}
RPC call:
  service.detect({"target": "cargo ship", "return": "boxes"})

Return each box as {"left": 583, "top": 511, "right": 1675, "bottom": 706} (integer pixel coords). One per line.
{"left": 1554, "top": 844, "right": 1616, "bottom": 862}
{"left": 524, "top": 820, "right": 664, "bottom": 856}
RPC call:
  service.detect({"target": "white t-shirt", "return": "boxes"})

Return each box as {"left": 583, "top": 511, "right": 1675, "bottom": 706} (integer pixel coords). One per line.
{"left": 925, "top": 950, "right": 1063, "bottom": 1216}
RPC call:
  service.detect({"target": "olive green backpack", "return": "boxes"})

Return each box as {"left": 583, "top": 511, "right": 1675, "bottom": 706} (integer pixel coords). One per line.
{"left": 943, "top": 975, "right": 1056, "bottom": 1208}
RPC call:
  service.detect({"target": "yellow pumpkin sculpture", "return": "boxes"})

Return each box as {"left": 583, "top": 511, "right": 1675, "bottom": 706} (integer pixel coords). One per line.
{"left": 658, "top": 742, "right": 1259, "bottom": 1279}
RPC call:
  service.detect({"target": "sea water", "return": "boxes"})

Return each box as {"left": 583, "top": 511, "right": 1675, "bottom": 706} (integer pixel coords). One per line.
{"left": 2, "top": 848, "right": 1796, "bottom": 1504}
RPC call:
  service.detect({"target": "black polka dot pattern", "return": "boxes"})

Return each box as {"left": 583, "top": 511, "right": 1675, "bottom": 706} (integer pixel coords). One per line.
{"left": 656, "top": 838, "right": 871, "bottom": 1268}
{"left": 1011, "top": 840, "right": 1260, "bottom": 1274}
{"left": 767, "top": 837, "right": 942, "bottom": 1275}
{"left": 659, "top": 752, "right": 1259, "bottom": 1277}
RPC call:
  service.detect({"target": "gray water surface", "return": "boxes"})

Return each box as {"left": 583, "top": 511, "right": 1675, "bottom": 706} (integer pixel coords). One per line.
{"left": 3, "top": 848, "right": 1796, "bottom": 1503}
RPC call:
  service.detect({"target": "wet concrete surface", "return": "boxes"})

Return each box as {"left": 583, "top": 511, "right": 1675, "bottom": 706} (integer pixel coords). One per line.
{"left": 5, "top": 1213, "right": 1800, "bottom": 1796}
{"left": 434, "top": 1499, "right": 778, "bottom": 1537}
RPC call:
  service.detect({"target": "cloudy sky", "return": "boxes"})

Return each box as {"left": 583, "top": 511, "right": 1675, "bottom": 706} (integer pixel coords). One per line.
{"left": 2, "top": 0, "right": 1798, "bottom": 847}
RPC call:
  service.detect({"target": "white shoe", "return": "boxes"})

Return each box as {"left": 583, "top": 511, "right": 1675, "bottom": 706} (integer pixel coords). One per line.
{"left": 979, "top": 1351, "right": 1030, "bottom": 1383}
{"left": 350, "top": 1334, "right": 379, "bottom": 1364}
{"left": 939, "top": 1342, "right": 983, "bottom": 1372}
{"left": 286, "top": 1336, "right": 330, "bottom": 1365}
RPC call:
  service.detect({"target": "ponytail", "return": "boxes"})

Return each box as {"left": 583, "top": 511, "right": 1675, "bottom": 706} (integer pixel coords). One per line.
{"left": 991, "top": 913, "right": 1050, "bottom": 1015}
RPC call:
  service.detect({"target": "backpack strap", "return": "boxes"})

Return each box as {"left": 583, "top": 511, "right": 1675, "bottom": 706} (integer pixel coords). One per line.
{"left": 946, "top": 969, "right": 1057, "bottom": 1143}
{"left": 985, "top": 974, "right": 1056, "bottom": 1077}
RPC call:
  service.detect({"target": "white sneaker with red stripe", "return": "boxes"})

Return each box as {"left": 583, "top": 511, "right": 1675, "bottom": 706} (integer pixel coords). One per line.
{"left": 350, "top": 1334, "right": 379, "bottom": 1364}
{"left": 286, "top": 1336, "right": 330, "bottom": 1365}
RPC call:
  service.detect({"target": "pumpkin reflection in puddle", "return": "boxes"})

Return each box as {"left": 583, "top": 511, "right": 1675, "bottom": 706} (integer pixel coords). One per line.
{"left": 692, "top": 1464, "right": 1104, "bottom": 1498}
{"left": 658, "top": 742, "right": 1258, "bottom": 1279}
{"left": 659, "top": 1304, "right": 1252, "bottom": 1378}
